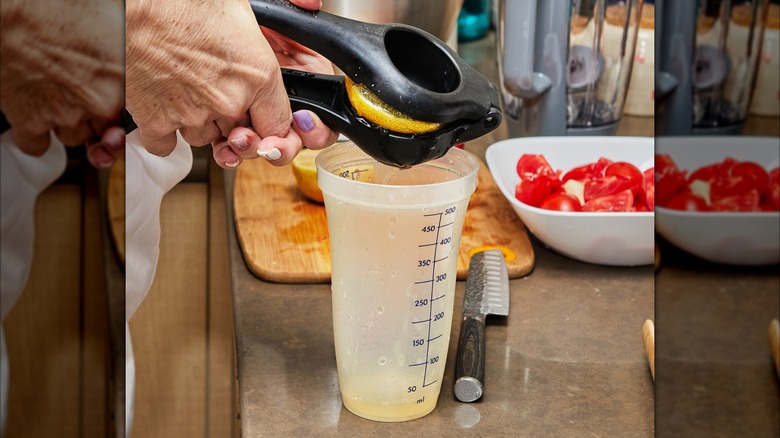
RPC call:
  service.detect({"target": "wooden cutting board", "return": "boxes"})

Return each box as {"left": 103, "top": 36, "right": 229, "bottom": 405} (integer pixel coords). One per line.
{"left": 233, "top": 149, "right": 534, "bottom": 283}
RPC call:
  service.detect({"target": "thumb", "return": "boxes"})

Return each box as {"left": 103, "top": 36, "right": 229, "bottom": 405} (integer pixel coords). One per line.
{"left": 12, "top": 128, "right": 51, "bottom": 157}
{"left": 289, "top": 0, "right": 322, "bottom": 11}
{"left": 247, "top": 73, "right": 296, "bottom": 142}
{"left": 137, "top": 126, "right": 179, "bottom": 157}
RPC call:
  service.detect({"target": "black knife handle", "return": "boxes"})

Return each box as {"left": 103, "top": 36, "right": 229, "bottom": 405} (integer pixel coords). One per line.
{"left": 454, "top": 315, "right": 486, "bottom": 402}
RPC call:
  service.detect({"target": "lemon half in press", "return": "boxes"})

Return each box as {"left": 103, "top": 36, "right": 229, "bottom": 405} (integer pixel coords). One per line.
{"left": 345, "top": 77, "right": 444, "bottom": 135}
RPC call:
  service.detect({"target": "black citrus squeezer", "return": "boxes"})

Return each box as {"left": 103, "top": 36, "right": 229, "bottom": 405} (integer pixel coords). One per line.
{"left": 251, "top": 0, "right": 502, "bottom": 168}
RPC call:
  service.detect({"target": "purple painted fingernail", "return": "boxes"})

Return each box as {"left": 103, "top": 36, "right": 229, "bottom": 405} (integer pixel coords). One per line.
{"left": 230, "top": 134, "right": 250, "bottom": 151}
{"left": 293, "top": 110, "right": 315, "bottom": 132}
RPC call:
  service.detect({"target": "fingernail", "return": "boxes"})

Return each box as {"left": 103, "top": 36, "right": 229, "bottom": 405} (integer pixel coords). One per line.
{"left": 97, "top": 158, "right": 115, "bottom": 168}
{"left": 293, "top": 110, "right": 315, "bottom": 132}
{"left": 225, "top": 158, "right": 240, "bottom": 168}
{"left": 257, "top": 147, "right": 282, "bottom": 161}
{"left": 230, "top": 134, "right": 250, "bottom": 152}
{"left": 104, "top": 129, "right": 125, "bottom": 150}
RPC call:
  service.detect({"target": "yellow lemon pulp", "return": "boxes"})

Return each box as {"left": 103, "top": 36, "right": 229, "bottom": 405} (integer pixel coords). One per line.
{"left": 291, "top": 148, "right": 324, "bottom": 204}
{"left": 344, "top": 77, "right": 444, "bottom": 134}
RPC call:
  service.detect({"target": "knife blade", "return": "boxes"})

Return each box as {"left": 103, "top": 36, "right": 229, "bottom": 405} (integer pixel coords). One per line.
{"left": 454, "top": 249, "right": 510, "bottom": 402}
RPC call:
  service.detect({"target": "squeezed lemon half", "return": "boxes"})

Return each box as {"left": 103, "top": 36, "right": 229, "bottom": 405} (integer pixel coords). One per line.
{"left": 345, "top": 77, "right": 444, "bottom": 134}
{"left": 291, "top": 148, "right": 324, "bottom": 204}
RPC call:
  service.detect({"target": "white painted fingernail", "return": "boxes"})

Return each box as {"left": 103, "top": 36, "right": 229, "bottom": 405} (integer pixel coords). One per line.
{"left": 225, "top": 158, "right": 240, "bottom": 168}
{"left": 257, "top": 148, "right": 282, "bottom": 161}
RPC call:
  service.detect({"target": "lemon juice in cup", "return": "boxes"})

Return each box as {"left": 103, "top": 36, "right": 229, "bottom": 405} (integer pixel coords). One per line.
{"left": 316, "top": 142, "right": 478, "bottom": 422}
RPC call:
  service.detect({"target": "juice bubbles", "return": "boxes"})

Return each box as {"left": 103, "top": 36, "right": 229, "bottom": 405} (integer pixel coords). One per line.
{"left": 316, "top": 143, "right": 478, "bottom": 422}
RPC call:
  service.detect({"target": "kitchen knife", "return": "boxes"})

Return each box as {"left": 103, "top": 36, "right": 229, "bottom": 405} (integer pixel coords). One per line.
{"left": 454, "top": 249, "right": 510, "bottom": 402}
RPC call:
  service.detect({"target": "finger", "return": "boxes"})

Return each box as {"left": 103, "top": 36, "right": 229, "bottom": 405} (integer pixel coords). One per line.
{"left": 88, "top": 118, "right": 111, "bottom": 136}
{"left": 260, "top": 26, "right": 334, "bottom": 73}
{"left": 255, "top": 130, "right": 304, "bottom": 167}
{"left": 12, "top": 127, "right": 52, "bottom": 157}
{"left": 212, "top": 138, "right": 242, "bottom": 169}
{"left": 179, "top": 121, "right": 222, "bottom": 147}
{"left": 85, "top": 142, "right": 116, "bottom": 168}
{"left": 291, "top": 110, "right": 339, "bottom": 150}
{"left": 215, "top": 113, "right": 250, "bottom": 138}
{"left": 290, "top": 0, "right": 322, "bottom": 10}
{"left": 246, "top": 67, "right": 295, "bottom": 142}
{"left": 137, "top": 126, "right": 179, "bottom": 157}
{"left": 84, "top": 126, "right": 125, "bottom": 168}
{"left": 225, "top": 126, "right": 267, "bottom": 160}
{"left": 54, "top": 121, "right": 95, "bottom": 146}
{"left": 101, "top": 126, "right": 126, "bottom": 160}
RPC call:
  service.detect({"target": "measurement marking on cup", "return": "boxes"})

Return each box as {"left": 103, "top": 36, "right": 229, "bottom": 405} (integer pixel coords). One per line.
{"left": 409, "top": 210, "right": 452, "bottom": 390}
{"left": 338, "top": 167, "right": 371, "bottom": 180}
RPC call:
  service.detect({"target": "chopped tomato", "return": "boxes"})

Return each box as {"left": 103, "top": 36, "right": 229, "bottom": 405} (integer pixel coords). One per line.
{"left": 766, "top": 167, "right": 780, "bottom": 210}
{"left": 582, "top": 189, "right": 635, "bottom": 212}
{"left": 655, "top": 154, "right": 688, "bottom": 207}
{"left": 514, "top": 155, "right": 651, "bottom": 212}
{"left": 730, "top": 161, "right": 770, "bottom": 195}
{"left": 709, "top": 189, "right": 762, "bottom": 212}
{"left": 709, "top": 174, "right": 764, "bottom": 203}
{"left": 515, "top": 174, "right": 561, "bottom": 207}
{"left": 688, "top": 157, "right": 737, "bottom": 184}
{"left": 655, "top": 154, "right": 685, "bottom": 179}
{"left": 583, "top": 175, "right": 634, "bottom": 201}
{"left": 655, "top": 174, "right": 687, "bottom": 206}
{"left": 561, "top": 157, "right": 613, "bottom": 183}
{"left": 687, "top": 163, "right": 721, "bottom": 184}
{"left": 605, "top": 162, "right": 644, "bottom": 192}
{"left": 643, "top": 168, "right": 655, "bottom": 210}
{"left": 516, "top": 154, "right": 557, "bottom": 181}
{"left": 666, "top": 192, "right": 708, "bottom": 211}
{"left": 540, "top": 193, "right": 582, "bottom": 211}
{"left": 655, "top": 156, "right": 778, "bottom": 212}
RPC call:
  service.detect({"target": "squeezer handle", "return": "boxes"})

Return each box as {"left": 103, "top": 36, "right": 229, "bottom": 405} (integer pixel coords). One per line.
{"left": 281, "top": 69, "right": 353, "bottom": 135}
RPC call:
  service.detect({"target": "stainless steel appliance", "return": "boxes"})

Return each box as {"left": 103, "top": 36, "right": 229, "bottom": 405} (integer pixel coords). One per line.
{"left": 497, "top": 0, "right": 644, "bottom": 137}
{"left": 656, "top": 0, "right": 770, "bottom": 135}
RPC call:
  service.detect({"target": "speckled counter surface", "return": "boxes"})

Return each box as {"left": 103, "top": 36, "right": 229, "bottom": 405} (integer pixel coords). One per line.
{"left": 225, "top": 168, "right": 655, "bottom": 436}
{"left": 654, "top": 237, "right": 780, "bottom": 437}
{"left": 225, "top": 31, "right": 779, "bottom": 437}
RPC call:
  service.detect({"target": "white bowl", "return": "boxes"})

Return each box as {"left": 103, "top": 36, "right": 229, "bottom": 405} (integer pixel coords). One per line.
{"left": 655, "top": 136, "right": 780, "bottom": 265}
{"left": 485, "top": 136, "right": 655, "bottom": 266}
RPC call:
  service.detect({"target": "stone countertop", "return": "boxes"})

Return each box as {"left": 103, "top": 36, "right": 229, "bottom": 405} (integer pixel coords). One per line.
{"left": 225, "top": 167, "right": 655, "bottom": 436}
{"left": 225, "top": 30, "right": 778, "bottom": 437}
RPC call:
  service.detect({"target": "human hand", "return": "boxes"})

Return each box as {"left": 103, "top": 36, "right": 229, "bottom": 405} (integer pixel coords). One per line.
{"left": 85, "top": 126, "right": 125, "bottom": 168}
{"left": 126, "top": 0, "right": 337, "bottom": 169}
{"left": 0, "top": 0, "right": 124, "bottom": 160}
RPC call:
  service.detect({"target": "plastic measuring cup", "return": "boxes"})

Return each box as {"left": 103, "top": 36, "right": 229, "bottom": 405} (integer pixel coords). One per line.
{"left": 316, "top": 142, "right": 479, "bottom": 422}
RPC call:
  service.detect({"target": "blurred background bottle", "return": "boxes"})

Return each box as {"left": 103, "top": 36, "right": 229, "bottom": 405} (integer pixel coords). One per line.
{"left": 458, "top": 0, "right": 491, "bottom": 42}
{"left": 656, "top": 0, "right": 769, "bottom": 135}
{"left": 750, "top": 0, "right": 779, "bottom": 116}
{"left": 624, "top": 0, "right": 655, "bottom": 116}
